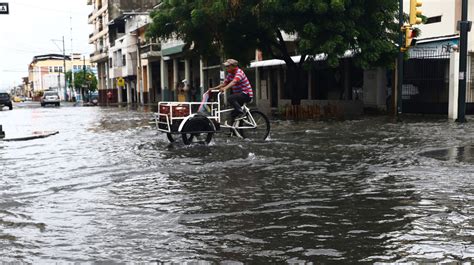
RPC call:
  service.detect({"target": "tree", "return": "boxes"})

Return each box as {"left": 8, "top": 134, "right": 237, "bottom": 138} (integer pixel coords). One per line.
{"left": 147, "top": 0, "right": 399, "bottom": 105}
{"left": 66, "top": 70, "right": 98, "bottom": 101}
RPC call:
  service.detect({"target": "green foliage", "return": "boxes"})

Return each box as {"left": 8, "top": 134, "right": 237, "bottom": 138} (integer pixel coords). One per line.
{"left": 147, "top": 0, "right": 400, "bottom": 103}
{"left": 148, "top": 0, "right": 399, "bottom": 68}
{"left": 66, "top": 70, "right": 98, "bottom": 92}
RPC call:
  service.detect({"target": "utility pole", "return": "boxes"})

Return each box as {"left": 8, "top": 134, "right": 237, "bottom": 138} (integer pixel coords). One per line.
{"left": 137, "top": 33, "right": 144, "bottom": 105}
{"left": 456, "top": 0, "right": 471, "bottom": 123}
{"left": 62, "top": 36, "right": 67, "bottom": 101}
{"left": 70, "top": 17, "right": 75, "bottom": 102}
{"left": 396, "top": 0, "right": 404, "bottom": 118}
{"left": 82, "top": 56, "right": 86, "bottom": 102}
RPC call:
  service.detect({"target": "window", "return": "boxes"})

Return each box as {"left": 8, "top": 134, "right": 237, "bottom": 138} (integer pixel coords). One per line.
{"left": 54, "top": 66, "right": 59, "bottom": 72}
{"left": 58, "top": 66, "right": 63, "bottom": 73}
{"left": 49, "top": 66, "right": 53, "bottom": 73}
{"left": 109, "top": 58, "right": 113, "bottom": 68}
{"left": 122, "top": 55, "right": 126, "bottom": 66}
{"left": 426, "top": 16, "right": 442, "bottom": 24}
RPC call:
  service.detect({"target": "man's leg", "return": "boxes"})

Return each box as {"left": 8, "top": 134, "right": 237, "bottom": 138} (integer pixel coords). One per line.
{"left": 228, "top": 94, "right": 245, "bottom": 117}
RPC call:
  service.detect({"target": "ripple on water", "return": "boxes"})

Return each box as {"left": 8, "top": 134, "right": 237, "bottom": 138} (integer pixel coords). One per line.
{"left": 1, "top": 109, "right": 473, "bottom": 263}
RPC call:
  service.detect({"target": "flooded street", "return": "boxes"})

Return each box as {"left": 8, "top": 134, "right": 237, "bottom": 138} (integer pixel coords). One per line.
{"left": 0, "top": 104, "right": 473, "bottom": 263}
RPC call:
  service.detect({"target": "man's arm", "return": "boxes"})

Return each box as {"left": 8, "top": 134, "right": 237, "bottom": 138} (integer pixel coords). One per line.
{"left": 208, "top": 81, "right": 227, "bottom": 92}
{"left": 219, "top": 80, "right": 237, "bottom": 92}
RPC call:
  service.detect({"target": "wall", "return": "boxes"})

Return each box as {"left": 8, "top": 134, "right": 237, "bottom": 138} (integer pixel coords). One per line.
{"left": 363, "top": 68, "right": 387, "bottom": 110}
{"left": 108, "top": 0, "right": 160, "bottom": 21}
{"left": 403, "top": 0, "right": 457, "bottom": 39}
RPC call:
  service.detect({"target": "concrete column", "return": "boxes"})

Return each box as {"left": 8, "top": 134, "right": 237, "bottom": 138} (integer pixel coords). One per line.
{"left": 161, "top": 58, "right": 169, "bottom": 101}
{"left": 126, "top": 83, "right": 132, "bottom": 104}
{"left": 117, "top": 81, "right": 122, "bottom": 104}
{"left": 255, "top": 67, "right": 260, "bottom": 105}
{"left": 147, "top": 62, "right": 153, "bottom": 103}
{"left": 344, "top": 59, "right": 351, "bottom": 100}
{"left": 137, "top": 67, "right": 144, "bottom": 105}
{"left": 200, "top": 58, "right": 205, "bottom": 96}
{"left": 277, "top": 68, "right": 282, "bottom": 104}
{"left": 449, "top": 52, "right": 460, "bottom": 120}
{"left": 173, "top": 58, "right": 179, "bottom": 101}
{"left": 363, "top": 67, "right": 387, "bottom": 110}
{"left": 185, "top": 58, "right": 191, "bottom": 101}
{"left": 307, "top": 68, "right": 312, "bottom": 100}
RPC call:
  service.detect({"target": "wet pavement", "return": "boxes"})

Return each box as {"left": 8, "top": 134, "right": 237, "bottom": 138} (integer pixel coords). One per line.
{"left": 0, "top": 103, "right": 473, "bottom": 263}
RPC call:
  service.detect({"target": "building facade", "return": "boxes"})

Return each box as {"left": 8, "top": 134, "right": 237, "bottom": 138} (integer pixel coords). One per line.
{"left": 28, "top": 54, "right": 95, "bottom": 100}
{"left": 87, "top": 0, "right": 160, "bottom": 105}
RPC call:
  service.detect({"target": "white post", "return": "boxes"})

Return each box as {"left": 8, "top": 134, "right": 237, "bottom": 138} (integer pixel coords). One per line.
{"left": 449, "top": 52, "right": 460, "bottom": 120}
{"left": 199, "top": 58, "right": 205, "bottom": 95}
{"left": 161, "top": 58, "right": 169, "bottom": 100}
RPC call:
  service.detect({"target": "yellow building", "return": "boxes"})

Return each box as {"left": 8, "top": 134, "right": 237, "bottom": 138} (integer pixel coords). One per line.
{"left": 28, "top": 54, "right": 96, "bottom": 100}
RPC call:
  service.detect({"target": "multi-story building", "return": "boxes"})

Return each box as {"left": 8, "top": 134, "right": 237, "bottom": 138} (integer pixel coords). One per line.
{"left": 28, "top": 54, "right": 95, "bottom": 100}
{"left": 87, "top": 0, "right": 160, "bottom": 105}
{"left": 88, "top": 0, "right": 110, "bottom": 103}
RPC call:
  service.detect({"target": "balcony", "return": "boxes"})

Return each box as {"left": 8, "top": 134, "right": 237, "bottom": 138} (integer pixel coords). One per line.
{"left": 88, "top": 28, "right": 108, "bottom": 44}
{"left": 88, "top": 4, "right": 108, "bottom": 24}
{"left": 141, "top": 43, "right": 161, "bottom": 59}
{"left": 141, "top": 43, "right": 161, "bottom": 53}
{"left": 90, "top": 50, "right": 108, "bottom": 63}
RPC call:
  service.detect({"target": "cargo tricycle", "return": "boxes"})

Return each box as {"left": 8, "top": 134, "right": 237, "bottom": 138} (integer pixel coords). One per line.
{"left": 154, "top": 90, "right": 270, "bottom": 145}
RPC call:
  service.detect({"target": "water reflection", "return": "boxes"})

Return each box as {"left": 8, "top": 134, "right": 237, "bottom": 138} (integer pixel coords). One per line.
{"left": 421, "top": 145, "right": 474, "bottom": 164}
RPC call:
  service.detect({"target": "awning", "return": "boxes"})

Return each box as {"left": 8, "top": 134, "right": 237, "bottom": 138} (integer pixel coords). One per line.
{"left": 249, "top": 51, "right": 355, "bottom": 68}
{"left": 161, "top": 44, "right": 185, "bottom": 56}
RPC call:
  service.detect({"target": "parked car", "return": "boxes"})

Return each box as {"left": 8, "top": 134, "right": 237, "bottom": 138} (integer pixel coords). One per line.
{"left": 0, "top": 92, "right": 13, "bottom": 110}
{"left": 41, "top": 91, "right": 60, "bottom": 107}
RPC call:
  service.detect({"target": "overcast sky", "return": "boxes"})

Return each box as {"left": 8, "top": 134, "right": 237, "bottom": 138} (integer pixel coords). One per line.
{"left": 0, "top": 0, "right": 92, "bottom": 90}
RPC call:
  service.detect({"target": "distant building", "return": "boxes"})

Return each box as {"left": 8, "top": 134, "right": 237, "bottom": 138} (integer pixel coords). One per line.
{"left": 28, "top": 54, "right": 95, "bottom": 100}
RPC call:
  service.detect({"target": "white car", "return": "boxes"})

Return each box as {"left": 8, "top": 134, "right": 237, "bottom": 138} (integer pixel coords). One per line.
{"left": 41, "top": 91, "right": 60, "bottom": 107}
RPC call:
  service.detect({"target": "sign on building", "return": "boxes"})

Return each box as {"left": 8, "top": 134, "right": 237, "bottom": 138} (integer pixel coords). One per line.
{"left": 117, "top": 77, "right": 125, "bottom": 87}
{"left": 0, "top": 3, "right": 9, "bottom": 15}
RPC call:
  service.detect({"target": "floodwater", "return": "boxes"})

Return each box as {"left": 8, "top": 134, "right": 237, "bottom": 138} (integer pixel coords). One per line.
{"left": 0, "top": 103, "right": 473, "bottom": 263}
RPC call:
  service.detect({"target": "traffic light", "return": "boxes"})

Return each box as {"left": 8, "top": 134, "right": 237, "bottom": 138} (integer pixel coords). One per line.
{"left": 403, "top": 26, "right": 417, "bottom": 50}
{"left": 409, "top": 0, "right": 423, "bottom": 25}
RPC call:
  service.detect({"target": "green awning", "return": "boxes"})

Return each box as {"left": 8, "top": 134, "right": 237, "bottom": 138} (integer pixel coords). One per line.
{"left": 161, "top": 44, "right": 185, "bottom": 56}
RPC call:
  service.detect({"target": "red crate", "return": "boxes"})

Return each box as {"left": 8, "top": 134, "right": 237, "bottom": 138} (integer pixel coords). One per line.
{"left": 159, "top": 105, "right": 170, "bottom": 115}
{"left": 172, "top": 104, "right": 190, "bottom": 117}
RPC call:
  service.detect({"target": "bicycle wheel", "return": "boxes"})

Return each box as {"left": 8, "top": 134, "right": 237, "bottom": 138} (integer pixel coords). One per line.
{"left": 182, "top": 133, "right": 213, "bottom": 145}
{"left": 240, "top": 110, "right": 270, "bottom": 141}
